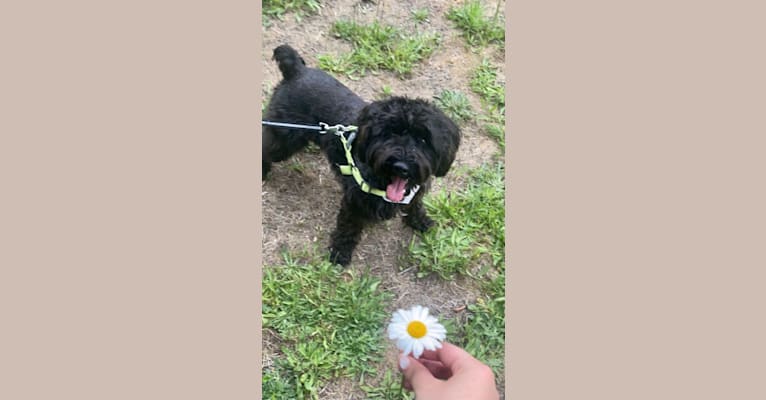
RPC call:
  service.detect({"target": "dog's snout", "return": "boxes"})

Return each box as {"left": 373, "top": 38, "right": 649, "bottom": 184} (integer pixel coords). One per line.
{"left": 392, "top": 161, "right": 410, "bottom": 177}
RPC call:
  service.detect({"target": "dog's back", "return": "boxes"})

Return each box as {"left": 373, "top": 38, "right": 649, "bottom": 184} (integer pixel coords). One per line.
{"left": 268, "top": 45, "right": 366, "bottom": 127}
{"left": 263, "top": 45, "right": 367, "bottom": 178}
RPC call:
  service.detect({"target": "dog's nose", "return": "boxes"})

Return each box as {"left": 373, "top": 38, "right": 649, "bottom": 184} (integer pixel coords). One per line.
{"left": 392, "top": 161, "right": 410, "bottom": 177}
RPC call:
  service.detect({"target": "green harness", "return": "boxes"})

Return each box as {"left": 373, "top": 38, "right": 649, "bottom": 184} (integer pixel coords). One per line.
{"left": 320, "top": 123, "right": 419, "bottom": 205}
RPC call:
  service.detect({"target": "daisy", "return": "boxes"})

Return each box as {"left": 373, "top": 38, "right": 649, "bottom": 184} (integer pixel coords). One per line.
{"left": 387, "top": 305, "right": 447, "bottom": 358}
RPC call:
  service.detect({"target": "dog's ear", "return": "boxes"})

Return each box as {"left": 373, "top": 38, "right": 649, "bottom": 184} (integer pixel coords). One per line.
{"left": 353, "top": 103, "right": 384, "bottom": 162}
{"left": 428, "top": 110, "right": 461, "bottom": 177}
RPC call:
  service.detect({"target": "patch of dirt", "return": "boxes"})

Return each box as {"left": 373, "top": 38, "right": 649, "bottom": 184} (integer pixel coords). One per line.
{"left": 262, "top": 1, "right": 505, "bottom": 398}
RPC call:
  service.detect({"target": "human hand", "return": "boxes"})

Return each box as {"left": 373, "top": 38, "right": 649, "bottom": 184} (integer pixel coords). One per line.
{"left": 398, "top": 342, "right": 499, "bottom": 400}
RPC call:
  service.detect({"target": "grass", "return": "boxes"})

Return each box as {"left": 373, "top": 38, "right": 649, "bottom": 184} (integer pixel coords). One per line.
{"left": 263, "top": 363, "right": 299, "bottom": 400}
{"left": 262, "top": 159, "right": 507, "bottom": 395}
{"left": 318, "top": 21, "right": 440, "bottom": 78}
{"left": 408, "top": 161, "right": 506, "bottom": 377}
{"left": 262, "top": 251, "right": 391, "bottom": 399}
{"left": 361, "top": 369, "right": 415, "bottom": 400}
{"left": 412, "top": 9, "right": 429, "bottom": 24}
{"left": 286, "top": 159, "right": 307, "bottom": 174}
{"left": 470, "top": 59, "right": 506, "bottom": 148}
{"left": 262, "top": 84, "right": 273, "bottom": 113}
{"left": 451, "top": 293, "right": 505, "bottom": 375}
{"left": 433, "top": 90, "right": 475, "bottom": 124}
{"left": 263, "top": 0, "right": 321, "bottom": 21}
{"left": 447, "top": 0, "right": 505, "bottom": 47}
{"left": 409, "top": 162, "right": 505, "bottom": 279}
{"left": 483, "top": 122, "right": 505, "bottom": 150}
{"left": 470, "top": 59, "right": 505, "bottom": 111}
{"left": 406, "top": 160, "right": 506, "bottom": 378}
{"left": 377, "top": 85, "right": 394, "bottom": 100}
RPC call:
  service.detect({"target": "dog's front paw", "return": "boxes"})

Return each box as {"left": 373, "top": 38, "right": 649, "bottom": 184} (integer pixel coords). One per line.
{"left": 329, "top": 246, "right": 352, "bottom": 267}
{"left": 404, "top": 213, "right": 434, "bottom": 232}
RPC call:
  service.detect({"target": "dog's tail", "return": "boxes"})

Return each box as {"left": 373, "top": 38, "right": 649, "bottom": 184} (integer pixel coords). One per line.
{"left": 272, "top": 44, "right": 306, "bottom": 80}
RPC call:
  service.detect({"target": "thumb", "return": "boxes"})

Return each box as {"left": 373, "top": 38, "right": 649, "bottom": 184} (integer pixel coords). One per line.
{"left": 399, "top": 354, "right": 439, "bottom": 390}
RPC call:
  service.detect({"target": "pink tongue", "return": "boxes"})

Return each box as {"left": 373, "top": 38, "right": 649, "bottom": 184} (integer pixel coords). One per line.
{"left": 386, "top": 177, "right": 407, "bottom": 202}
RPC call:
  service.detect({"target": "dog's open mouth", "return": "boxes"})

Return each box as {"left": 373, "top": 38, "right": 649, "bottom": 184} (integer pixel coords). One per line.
{"left": 386, "top": 177, "right": 408, "bottom": 203}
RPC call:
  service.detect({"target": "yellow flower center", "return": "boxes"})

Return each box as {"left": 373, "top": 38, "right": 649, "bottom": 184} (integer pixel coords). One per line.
{"left": 407, "top": 320, "right": 427, "bottom": 339}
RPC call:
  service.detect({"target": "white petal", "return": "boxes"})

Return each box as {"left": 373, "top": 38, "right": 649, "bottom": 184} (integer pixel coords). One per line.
{"left": 393, "top": 310, "right": 409, "bottom": 323}
{"left": 419, "top": 307, "right": 430, "bottom": 321}
{"left": 427, "top": 321, "right": 446, "bottom": 333}
{"left": 431, "top": 332, "right": 446, "bottom": 341}
{"left": 388, "top": 320, "right": 404, "bottom": 330}
{"left": 421, "top": 337, "right": 438, "bottom": 351}
{"left": 428, "top": 327, "right": 446, "bottom": 336}
{"left": 402, "top": 339, "right": 414, "bottom": 357}
{"left": 388, "top": 324, "right": 409, "bottom": 339}
{"left": 388, "top": 324, "right": 407, "bottom": 340}
{"left": 411, "top": 341, "right": 425, "bottom": 359}
{"left": 428, "top": 325, "right": 447, "bottom": 338}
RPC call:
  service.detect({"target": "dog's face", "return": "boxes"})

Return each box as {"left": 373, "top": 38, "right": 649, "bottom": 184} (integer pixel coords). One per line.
{"left": 353, "top": 97, "right": 460, "bottom": 202}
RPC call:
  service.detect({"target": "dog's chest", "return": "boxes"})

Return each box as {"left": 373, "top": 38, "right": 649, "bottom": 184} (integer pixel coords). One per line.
{"left": 339, "top": 184, "right": 402, "bottom": 222}
{"left": 377, "top": 200, "right": 406, "bottom": 220}
{"left": 357, "top": 192, "right": 403, "bottom": 221}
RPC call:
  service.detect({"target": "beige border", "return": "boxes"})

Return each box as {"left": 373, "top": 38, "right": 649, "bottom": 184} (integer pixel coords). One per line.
{"left": 4, "top": 1, "right": 766, "bottom": 399}
{"left": 1, "top": 1, "right": 261, "bottom": 399}
{"left": 255, "top": 2, "right": 264, "bottom": 397}
{"left": 509, "top": 1, "right": 766, "bottom": 399}
{"left": 505, "top": 0, "right": 512, "bottom": 396}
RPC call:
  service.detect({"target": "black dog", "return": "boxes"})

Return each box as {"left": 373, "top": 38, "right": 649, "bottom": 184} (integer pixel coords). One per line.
{"left": 263, "top": 45, "right": 460, "bottom": 266}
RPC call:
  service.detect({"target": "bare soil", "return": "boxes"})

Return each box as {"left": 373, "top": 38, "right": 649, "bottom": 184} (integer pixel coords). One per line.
{"left": 262, "top": 1, "right": 505, "bottom": 398}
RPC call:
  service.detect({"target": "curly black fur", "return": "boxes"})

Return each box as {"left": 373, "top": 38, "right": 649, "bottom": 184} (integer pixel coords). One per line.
{"left": 263, "top": 45, "right": 460, "bottom": 266}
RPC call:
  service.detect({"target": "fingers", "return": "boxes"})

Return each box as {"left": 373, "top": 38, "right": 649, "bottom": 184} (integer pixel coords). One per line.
{"left": 419, "top": 349, "right": 441, "bottom": 361}
{"left": 399, "top": 354, "right": 441, "bottom": 392}
{"left": 429, "top": 342, "right": 480, "bottom": 372}
{"left": 419, "top": 358, "right": 452, "bottom": 380}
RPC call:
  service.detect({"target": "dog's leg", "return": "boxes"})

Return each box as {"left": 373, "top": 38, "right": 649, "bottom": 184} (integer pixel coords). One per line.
{"left": 329, "top": 202, "right": 366, "bottom": 266}
{"left": 262, "top": 127, "right": 312, "bottom": 179}
{"left": 262, "top": 160, "right": 272, "bottom": 180}
{"left": 403, "top": 198, "right": 434, "bottom": 232}
{"left": 262, "top": 128, "right": 274, "bottom": 180}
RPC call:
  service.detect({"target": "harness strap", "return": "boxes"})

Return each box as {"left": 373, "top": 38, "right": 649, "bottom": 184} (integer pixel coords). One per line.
{"left": 334, "top": 129, "right": 388, "bottom": 197}
{"left": 263, "top": 120, "right": 420, "bottom": 204}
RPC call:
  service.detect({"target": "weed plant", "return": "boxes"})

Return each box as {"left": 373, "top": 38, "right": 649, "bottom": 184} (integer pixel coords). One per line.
{"left": 452, "top": 295, "right": 505, "bottom": 375}
{"left": 263, "top": 0, "right": 321, "bottom": 20}
{"left": 412, "top": 9, "right": 429, "bottom": 24}
{"left": 319, "top": 21, "right": 439, "bottom": 78}
{"left": 361, "top": 369, "right": 415, "bottom": 400}
{"left": 433, "top": 90, "right": 475, "bottom": 124}
{"left": 471, "top": 59, "right": 506, "bottom": 148}
{"left": 447, "top": 0, "right": 505, "bottom": 47}
{"left": 470, "top": 59, "right": 505, "bottom": 111}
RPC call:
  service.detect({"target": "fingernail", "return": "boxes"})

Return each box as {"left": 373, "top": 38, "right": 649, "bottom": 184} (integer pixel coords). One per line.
{"left": 399, "top": 354, "right": 410, "bottom": 370}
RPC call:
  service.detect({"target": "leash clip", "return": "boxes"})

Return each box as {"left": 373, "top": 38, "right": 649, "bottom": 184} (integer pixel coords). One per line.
{"left": 319, "top": 122, "right": 358, "bottom": 146}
